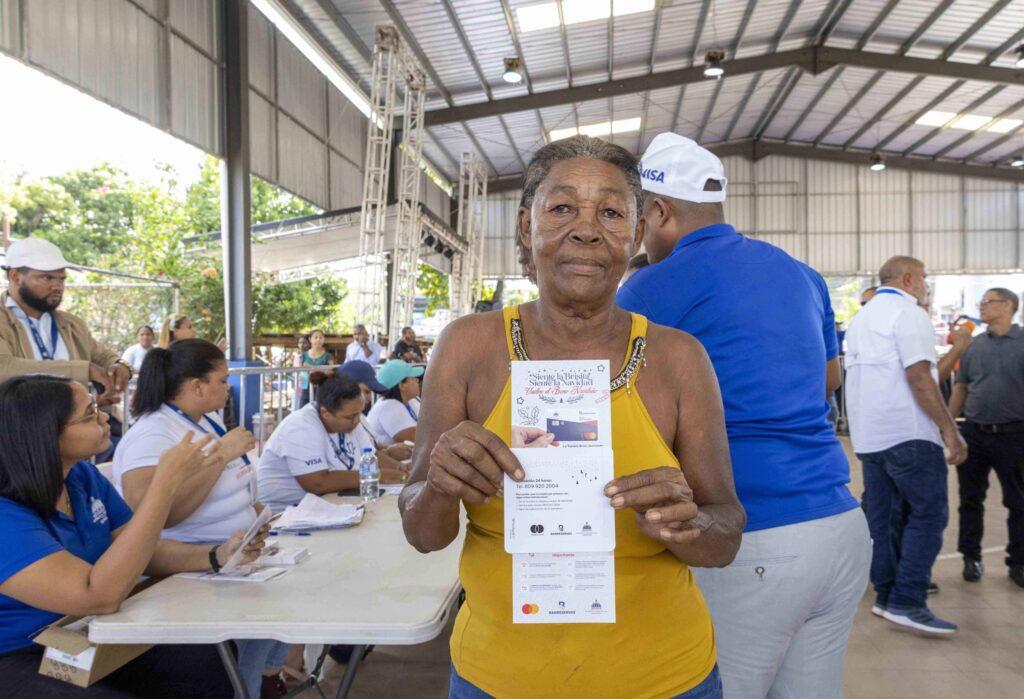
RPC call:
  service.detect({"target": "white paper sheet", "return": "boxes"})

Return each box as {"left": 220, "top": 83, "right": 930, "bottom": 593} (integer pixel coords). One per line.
{"left": 512, "top": 551, "right": 616, "bottom": 624}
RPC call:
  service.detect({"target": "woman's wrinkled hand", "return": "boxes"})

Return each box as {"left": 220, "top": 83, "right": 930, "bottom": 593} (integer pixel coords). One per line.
{"left": 427, "top": 421, "right": 524, "bottom": 504}
{"left": 605, "top": 466, "right": 712, "bottom": 545}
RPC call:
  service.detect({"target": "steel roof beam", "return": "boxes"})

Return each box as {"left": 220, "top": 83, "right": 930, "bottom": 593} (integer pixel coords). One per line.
{"left": 422, "top": 46, "right": 1023, "bottom": 127}
{"left": 696, "top": 0, "right": 758, "bottom": 143}
{"left": 669, "top": 0, "right": 713, "bottom": 135}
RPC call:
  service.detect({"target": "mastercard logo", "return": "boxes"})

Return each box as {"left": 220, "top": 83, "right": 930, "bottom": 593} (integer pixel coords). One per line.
{"left": 521, "top": 603, "right": 540, "bottom": 615}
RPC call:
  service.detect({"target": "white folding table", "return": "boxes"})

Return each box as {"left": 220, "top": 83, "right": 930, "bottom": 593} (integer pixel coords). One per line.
{"left": 89, "top": 496, "right": 463, "bottom": 699}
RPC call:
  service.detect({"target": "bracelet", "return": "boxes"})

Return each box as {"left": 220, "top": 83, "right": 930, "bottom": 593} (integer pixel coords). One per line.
{"left": 209, "top": 545, "right": 222, "bottom": 573}
{"left": 114, "top": 359, "right": 134, "bottom": 380}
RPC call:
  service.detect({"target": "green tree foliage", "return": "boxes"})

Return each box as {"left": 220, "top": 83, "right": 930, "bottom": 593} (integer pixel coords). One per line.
{"left": 416, "top": 263, "right": 449, "bottom": 317}
{"left": 2, "top": 158, "right": 346, "bottom": 352}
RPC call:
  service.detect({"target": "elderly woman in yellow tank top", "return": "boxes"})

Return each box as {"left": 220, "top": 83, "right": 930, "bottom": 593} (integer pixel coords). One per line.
{"left": 399, "top": 135, "right": 745, "bottom": 699}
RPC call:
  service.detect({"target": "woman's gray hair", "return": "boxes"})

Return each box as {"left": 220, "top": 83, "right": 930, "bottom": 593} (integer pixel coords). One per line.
{"left": 515, "top": 135, "right": 643, "bottom": 281}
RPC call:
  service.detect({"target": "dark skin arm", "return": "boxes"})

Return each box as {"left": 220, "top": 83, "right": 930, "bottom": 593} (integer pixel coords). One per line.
{"left": 906, "top": 361, "right": 967, "bottom": 465}
{"left": 606, "top": 326, "right": 745, "bottom": 567}
{"left": 826, "top": 357, "right": 841, "bottom": 395}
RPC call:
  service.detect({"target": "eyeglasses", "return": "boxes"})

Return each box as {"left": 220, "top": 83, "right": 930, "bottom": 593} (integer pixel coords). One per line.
{"left": 978, "top": 299, "right": 1009, "bottom": 307}
{"left": 67, "top": 401, "right": 101, "bottom": 426}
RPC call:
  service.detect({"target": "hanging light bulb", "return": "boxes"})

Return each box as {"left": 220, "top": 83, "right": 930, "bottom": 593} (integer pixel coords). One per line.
{"left": 1015, "top": 45, "right": 1024, "bottom": 69}
{"left": 703, "top": 50, "right": 725, "bottom": 79}
{"left": 502, "top": 57, "right": 523, "bottom": 84}
{"left": 1011, "top": 154, "right": 1024, "bottom": 168}
{"left": 869, "top": 153, "right": 886, "bottom": 172}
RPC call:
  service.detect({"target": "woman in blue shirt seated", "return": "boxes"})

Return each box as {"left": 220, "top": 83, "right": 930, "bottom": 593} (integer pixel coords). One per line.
{"left": 0, "top": 374, "right": 266, "bottom": 698}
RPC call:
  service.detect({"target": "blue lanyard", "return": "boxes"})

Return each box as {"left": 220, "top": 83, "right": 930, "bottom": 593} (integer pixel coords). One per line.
{"left": 404, "top": 402, "right": 418, "bottom": 423}
{"left": 331, "top": 432, "right": 355, "bottom": 470}
{"left": 27, "top": 314, "right": 59, "bottom": 361}
{"left": 164, "top": 402, "right": 251, "bottom": 465}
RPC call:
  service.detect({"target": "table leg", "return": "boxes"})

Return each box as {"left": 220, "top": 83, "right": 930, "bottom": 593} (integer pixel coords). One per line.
{"left": 334, "top": 644, "right": 368, "bottom": 699}
{"left": 216, "top": 640, "right": 251, "bottom": 699}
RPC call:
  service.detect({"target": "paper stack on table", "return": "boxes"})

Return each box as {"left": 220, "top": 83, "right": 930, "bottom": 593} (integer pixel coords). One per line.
{"left": 272, "top": 494, "right": 364, "bottom": 531}
{"left": 256, "top": 546, "right": 311, "bottom": 566}
{"left": 175, "top": 566, "right": 290, "bottom": 583}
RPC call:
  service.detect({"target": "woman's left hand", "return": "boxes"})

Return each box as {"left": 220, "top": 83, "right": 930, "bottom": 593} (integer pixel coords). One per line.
{"left": 216, "top": 524, "right": 271, "bottom": 568}
{"left": 605, "top": 467, "right": 713, "bottom": 545}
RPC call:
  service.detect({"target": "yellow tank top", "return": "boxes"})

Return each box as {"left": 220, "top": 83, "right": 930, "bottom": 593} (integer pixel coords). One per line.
{"left": 451, "top": 306, "right": 716, "bottom": 698}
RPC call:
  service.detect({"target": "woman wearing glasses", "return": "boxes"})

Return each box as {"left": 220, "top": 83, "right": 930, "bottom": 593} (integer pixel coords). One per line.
{"left": 0, "top": 375, "right": 265, "bottom": 697}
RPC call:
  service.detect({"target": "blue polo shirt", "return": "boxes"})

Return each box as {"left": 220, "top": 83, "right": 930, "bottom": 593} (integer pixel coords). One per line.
{"left": 0, "top": 461, "right": 133, "bottom": 654}
{"left": 617, "top": 223, "right": 857, "bottom": 531}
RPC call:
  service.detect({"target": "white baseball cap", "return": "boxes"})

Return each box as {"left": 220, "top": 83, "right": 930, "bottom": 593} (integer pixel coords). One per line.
{"left": 638, "top": 132, "right": 727, "bottom": 203}
{"left": 2, "top": 237, "right": 71, "bottom": 271}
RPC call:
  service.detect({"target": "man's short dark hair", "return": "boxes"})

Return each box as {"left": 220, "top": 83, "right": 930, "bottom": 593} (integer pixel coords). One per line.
{"left": 988, "top": 287, "right": 1020, "bottom": 314}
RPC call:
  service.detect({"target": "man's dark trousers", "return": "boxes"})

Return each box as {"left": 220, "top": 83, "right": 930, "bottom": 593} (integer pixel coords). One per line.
{"left": 859, "top": 440, "right": 948, "bottom": 609}
{"left": 957, "top": 422, "right": 1024, "bottom": 567}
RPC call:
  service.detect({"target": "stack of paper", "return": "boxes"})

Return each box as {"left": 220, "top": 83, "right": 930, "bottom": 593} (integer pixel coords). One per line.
{"left": 176, "top": 566, "right": 289, "bottom": 583}
{"left": 272, "top": 494, "right": 364, "bottom": 531}
{"left": 256, "top": 546, "right": 311, "bottom": 566}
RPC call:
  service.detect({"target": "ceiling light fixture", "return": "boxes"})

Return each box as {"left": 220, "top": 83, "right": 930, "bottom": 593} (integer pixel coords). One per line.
{"left": 915, "top": 110, "right": 956, "bottom": 127}
{"left": 949, "top": 114, "right": 992, "bottom": 131}
{"left": 1015, "top": 44, "right": 1024, "bottom": 69}
{"left": 502, "top": 57, "right": 523, "bottom": 84}
{"left": 704, "top": 50, "right": 725, "bottom": 79}
{"left": 869, "top": 153, "right": 886, "bottom": 172}
{"left": 1011, "top": 154, "right": 1024, "bottom": 168}
{"left": 988, "top": 118, "right": 1024, "bottom": 134}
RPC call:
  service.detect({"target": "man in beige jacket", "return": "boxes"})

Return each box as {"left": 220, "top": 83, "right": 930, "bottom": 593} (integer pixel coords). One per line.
{"left": 1, "top": 237, "right": 131, "bottom": 401}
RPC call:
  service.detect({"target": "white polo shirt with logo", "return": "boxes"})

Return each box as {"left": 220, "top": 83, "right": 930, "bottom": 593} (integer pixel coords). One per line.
{"left": 845, "top": 287, "right": 942, "bottom": 454}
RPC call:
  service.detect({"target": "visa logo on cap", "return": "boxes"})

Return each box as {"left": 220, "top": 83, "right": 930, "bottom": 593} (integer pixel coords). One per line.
{"left": 638, "top": 167, "right": 666, "bottom": 183}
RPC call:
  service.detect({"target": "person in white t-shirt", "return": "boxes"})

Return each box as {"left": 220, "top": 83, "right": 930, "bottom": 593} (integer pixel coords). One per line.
{"left": 364, "top": 360, "right": 424, "bottom": 446}
{"left": 258, "top": 371, "right": 408, "bottom": 510}
{"left": 121, "top": 325, "right": 155, "bottom": 372}
{"left": 344, "top": 324, "right": 383, "bottom": 365}
{"left": 113, "top": 338, "right": 287, "bottom": 698}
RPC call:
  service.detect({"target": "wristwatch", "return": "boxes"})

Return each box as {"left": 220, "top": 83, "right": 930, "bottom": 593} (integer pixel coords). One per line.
{"left": 113, "top": 359, "right": 134, "bottom": 380}
{"left": 209, "top": 545, "right": 222, "bottom": 573}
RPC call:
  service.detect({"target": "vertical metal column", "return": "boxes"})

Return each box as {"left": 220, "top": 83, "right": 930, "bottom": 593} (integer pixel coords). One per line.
{"left": 357, "top": 27, "right": 401, "bottom": 338}
{"left": 387, "top": 54, "right": 427, "bottom": 348}
{"left": 221, "top": 0, "right": 252, "bottom": 360}
{"left": 450, "top": 153, "right": 488, "bottom": 318}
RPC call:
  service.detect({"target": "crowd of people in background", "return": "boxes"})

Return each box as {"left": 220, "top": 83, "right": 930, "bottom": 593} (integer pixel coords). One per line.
{"left": 0, "top": 129, "right": 1022, "bottom": 699}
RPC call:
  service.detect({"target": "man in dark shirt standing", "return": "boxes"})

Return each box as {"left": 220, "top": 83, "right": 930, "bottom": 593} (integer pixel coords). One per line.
{"left": 948, "top": 287, "right": 1024, "bottom": 588}
{"left": 391, "top": 326, "right": 423, "bottom": 363}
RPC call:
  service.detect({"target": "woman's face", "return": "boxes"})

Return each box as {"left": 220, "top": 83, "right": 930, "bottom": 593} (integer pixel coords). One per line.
{"left": 194, "top": 362, "right": 230, "bottom": 413}
{"left": 518, "top": 157, "right": 641, "bottom": 306}
{"left": 399, "top": 376, "right": 421, "bottom": 402}
{"left": 175, "top": 318, "right": 196, "bottom": 340}
{"left": 310, "top": 331, "right": 325, "bottom": 349}
{"left": 320, "top": 395, "right": 365, "bottom": 435}
{"left": 138, "top": 327, "right": 155, "bottom": 348}
{"left": 58, "top": 383, "right": 111, "bottom": 467}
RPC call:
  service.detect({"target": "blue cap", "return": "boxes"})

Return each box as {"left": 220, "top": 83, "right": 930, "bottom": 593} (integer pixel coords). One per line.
{"left": 338, "top": 360, "right": 388, "bottom": 393}
{"left": 377, "top": 359, "right": 425, "bottom": 389}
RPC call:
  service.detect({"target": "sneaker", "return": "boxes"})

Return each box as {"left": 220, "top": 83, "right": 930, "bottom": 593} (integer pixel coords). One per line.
{"left": 963, "top": 557, "right": 983, "bottom": 582}
{"left": 1010, "top": 565, "right": 1024, "bottom": 589}
{"left": 882, "top": 606, "right": 957, "bottom": 634}
{"left": 871, "top": 596, "right": 887, "bottom": 617}
{"left": 927, "top": 581, "right": 940, "bottom": 595}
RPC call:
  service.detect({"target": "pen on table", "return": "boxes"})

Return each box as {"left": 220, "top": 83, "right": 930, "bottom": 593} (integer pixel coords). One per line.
{"left": 269, "top": 531, "right": 312, "bottom": 536}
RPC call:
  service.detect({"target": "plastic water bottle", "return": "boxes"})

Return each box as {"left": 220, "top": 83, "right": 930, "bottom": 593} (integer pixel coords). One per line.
{"left": 359, "top": 448, "right": 379, "bottom": 502}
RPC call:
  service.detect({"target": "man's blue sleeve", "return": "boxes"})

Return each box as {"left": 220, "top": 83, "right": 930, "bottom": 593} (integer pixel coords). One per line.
{"left": 616, "top": 283, "right": 652, "bottom": 316}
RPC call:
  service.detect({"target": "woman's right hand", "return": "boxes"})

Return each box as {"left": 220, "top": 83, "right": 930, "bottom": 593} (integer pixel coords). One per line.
{"left": 426, "top": 421, "right": 524, "bottom": 504}
{"left": 155, "top": 431, "right": 216, "bottom": 489}
{"left": 217, "top": 426, "right": 257, "bottom": 462}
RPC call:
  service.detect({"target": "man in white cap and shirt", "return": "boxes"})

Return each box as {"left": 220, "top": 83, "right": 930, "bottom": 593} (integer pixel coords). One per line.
{"left": 617, "top": 133, "right": 869, "bottom": 699}
{"left": 1, "top": 237, "right": 131, "bottom": 399}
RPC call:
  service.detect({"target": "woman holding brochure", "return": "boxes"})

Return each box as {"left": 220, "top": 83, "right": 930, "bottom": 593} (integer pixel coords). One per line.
{"left": 113, "top": 339, "right": 288, "bottom": 699}
{"left": 400, "top": 135, "right": 745, "bottom": 699}
{"left": 0, "top": 375, "right": 266, "bottom": 697}
{"left": 258, "top": 370, "right": 409, "bottom": 510}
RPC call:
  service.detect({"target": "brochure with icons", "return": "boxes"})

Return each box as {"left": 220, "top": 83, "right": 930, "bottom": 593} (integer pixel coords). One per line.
{"left": 512, "top": 551, "right": 616, "bottom": 624}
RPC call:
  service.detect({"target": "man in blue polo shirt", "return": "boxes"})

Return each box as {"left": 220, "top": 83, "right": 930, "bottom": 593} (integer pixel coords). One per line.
{"left": 617, "top": 133, "right": 869, "bottom": 699}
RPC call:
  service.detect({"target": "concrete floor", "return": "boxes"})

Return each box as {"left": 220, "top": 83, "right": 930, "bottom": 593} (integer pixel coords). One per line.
{"left": 298, "top": 437, "right": 1023, "bottom": 699}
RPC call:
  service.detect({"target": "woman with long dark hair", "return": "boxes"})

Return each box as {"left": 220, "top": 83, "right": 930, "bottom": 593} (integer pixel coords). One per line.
{"left": 258, "top": 370, "right": 408, "bottom": 509}
{"left": 113, "top": 339, "right": 287, "bottom": 698}
{"left": 0, "top": 375, "right": 264, "bottom": 697}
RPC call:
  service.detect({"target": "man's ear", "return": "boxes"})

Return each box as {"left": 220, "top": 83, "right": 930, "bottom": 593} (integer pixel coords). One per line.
{"left": 634, "top": 214, "right": 646, "bottom": 255}
{"left": 516, "top": 206, "right": 532, "bottom": 250}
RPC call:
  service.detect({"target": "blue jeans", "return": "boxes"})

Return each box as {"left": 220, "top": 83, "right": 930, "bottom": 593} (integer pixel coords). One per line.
{"left": 449, "top": 664, "right": 722, "bottom": 698}
{"left": 858, "top": 439, "right": 948, "bottom": 609}
{"left": 234, "top": 639, "right": 289, "bottom": 699}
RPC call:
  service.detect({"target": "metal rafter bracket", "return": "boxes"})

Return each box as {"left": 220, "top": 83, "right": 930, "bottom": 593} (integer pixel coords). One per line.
{"left": 422, "top": 46, "right": 1024, "bottom": 127}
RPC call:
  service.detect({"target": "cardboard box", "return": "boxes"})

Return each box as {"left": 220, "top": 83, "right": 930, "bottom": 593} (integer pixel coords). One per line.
{"left": 34, "top": 615, "right": 152, "bottom": 688}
